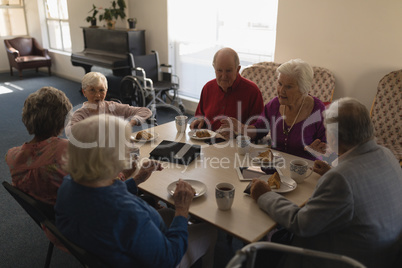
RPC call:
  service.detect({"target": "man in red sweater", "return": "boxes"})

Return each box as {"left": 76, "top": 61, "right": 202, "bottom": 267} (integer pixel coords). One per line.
{"left": 190, "top": 47, "right": 264, "bottom": 131}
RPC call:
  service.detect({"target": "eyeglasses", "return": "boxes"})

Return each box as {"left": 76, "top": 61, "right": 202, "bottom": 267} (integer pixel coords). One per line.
{"left": 85, "top": 88, "right": 107, "bottom": 95}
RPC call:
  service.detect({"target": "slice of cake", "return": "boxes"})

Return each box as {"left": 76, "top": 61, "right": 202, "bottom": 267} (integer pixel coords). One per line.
{"left": 135, "top": 131, "right": 152, "bottom": 140}
{"left": 195, "top": 130, "right": 211, "bottom": 138}
{"left": 257, "top": 149, "right": 273, "bottom": 163}
{"left": 267, "top": 172, "right": 281, "bottom": 189}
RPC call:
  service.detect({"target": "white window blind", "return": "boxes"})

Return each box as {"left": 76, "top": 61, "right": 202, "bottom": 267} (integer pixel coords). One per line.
{"left": 0, "top": 0, "right": 27, "bottom": 36}
{"left": 168, "top": 0, "right": 278, "bottom": 99}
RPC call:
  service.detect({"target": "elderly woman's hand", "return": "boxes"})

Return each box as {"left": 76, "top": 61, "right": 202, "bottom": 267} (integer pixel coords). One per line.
{"left": 250, "top": 179, "right": 271, "bottom": 201}
{"left": 133, "top": 160, "right": 163, "bottom": 185}
{"left": 312, "top": 160, "right": 331, "bottom": 176}
{"left": 173, "top": 179, "right": 195, "bottom": 218}
{"left": 120, "top": 160, "right": 139, "bottom": 180}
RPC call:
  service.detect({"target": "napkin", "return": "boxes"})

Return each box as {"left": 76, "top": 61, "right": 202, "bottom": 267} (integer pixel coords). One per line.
{"left": 149, "top": 140, "right": 201, "bottom": 165}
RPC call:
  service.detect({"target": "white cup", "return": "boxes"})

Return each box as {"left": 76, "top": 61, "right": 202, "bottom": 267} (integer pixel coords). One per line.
{"left": 236, "top": 135, "right": 251, "bottom": 155}
{"left": 290, "top": 159, "right": 313, "bottom": 183}
{"left": 175, "top": 115, "right": 188, "bottom": 133}
{"left": 215, "top": 183, "right": 235, "bottom": 210}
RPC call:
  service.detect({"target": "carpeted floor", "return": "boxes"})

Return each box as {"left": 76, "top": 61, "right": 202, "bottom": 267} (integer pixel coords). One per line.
{"left": 0, "top": 70, "right": 243, "bottom": 268}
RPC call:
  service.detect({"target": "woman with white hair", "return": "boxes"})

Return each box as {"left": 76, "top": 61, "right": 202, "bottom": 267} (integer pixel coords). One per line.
{"left": 6, "top": 86, "right": 72, "bottom": 205}
{"left": 68, "top": 71, "right": 152, "bottom": 127}
{"left": 221, "top": 59, "right": 326, "bottom": 160}
{"left": 56, "top": 114, "right": 217, "bottom": 268}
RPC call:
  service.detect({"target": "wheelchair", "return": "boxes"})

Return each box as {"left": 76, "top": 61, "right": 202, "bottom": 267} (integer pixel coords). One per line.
{"left": 117, "top": 51, "right": 185, "bottom": 116}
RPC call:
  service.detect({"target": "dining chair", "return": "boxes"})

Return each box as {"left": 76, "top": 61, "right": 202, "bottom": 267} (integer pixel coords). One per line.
{"left": 370, "top": 69, "right": 402, "bottom": 164}
{"left": 226, "top": 241, "right": 366, "bottom": 268}
{"left": 2, "top": 181, "right": 110, "bottom": 268}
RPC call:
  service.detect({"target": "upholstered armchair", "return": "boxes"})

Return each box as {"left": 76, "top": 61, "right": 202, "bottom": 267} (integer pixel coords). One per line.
{"left": 370, "top": 70, "right": 401, "bottom": 163}
{"left": 241, "top": 62, "right": 335, "bottom": 105}
{"left": 4, "top": 37, "right": 52, "bottom": 77}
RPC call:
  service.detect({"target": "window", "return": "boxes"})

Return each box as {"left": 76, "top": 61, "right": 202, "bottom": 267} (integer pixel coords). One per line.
{"left": 0, "top": 0, "right": 28, "bottom": 36}
{"left": 43, "top": 0, "right": 71, "bottom": 52}
{"left": 168, "top": 0, "right": 278, "bottom": 99}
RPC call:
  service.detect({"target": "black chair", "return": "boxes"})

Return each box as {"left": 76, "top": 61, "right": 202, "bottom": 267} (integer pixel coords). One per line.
{"left": 127, "top": 50, "right": 185, "bottom": 114}
{"left": 2, "top": 181, "right": 110, "bottom": 268}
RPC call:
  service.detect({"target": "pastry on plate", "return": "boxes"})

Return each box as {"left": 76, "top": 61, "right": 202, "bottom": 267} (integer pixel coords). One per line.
{"left": 257, "top": 149, "right": 273, "bottom": 162}
{"left": 267, "top": 172, "right": 281, "bottom": 189}
{"left": 195, "top": 130, "right": 211, "bottom": 138}
{"left": 135, "top": 131, "right": 152, "bottom": 140}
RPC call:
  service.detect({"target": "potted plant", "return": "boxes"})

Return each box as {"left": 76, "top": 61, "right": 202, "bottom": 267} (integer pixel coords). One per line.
{"left": 85, "top": 4, "right": 98, "bottom": 27}
{"left": 99, "top": 0, "right": 126, "bottom": 29}
{"left": 127, "top": 18, "right": 137, "bottom": 29}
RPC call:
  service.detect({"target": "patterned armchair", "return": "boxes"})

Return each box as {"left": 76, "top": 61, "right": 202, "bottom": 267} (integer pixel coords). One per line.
{"left": 241, "top": 62, "right": 335, "bottom": 105}
{"left": 4, "top": 37, "right": 52, "bottom": 77}
{"left": 370, "top": 70, "right": 402, "bottom": 163}
{"left": 241, "top": 64, "right": 278, "bottom": 105}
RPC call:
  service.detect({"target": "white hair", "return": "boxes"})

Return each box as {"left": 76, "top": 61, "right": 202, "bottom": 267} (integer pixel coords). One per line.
{"left": 65, "top": 114, "right": 131, "bottom": 182}
{"left": 277, "top": 59, "right": 314, "bottom": 95}
{"left": 81, "top": 72, "right": 108, "bottom": 91}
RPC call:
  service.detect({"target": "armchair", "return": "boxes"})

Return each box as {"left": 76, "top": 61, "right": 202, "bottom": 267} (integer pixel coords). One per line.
{"left": 241, "top": 62, "right": 335, "bottom": 105}
{"left": 4, "top": 37, "right": 52, "bottom": 77}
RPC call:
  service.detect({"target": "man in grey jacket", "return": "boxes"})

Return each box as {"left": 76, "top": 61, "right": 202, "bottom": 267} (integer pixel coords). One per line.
{"left": 250, "top": 97, "right": 402, "bottom": 268}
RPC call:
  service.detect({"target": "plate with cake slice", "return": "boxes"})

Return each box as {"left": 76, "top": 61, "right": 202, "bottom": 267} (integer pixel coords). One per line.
{"left": 259, "top": 172, "right": 297, "bottom": 193}
{"left": 250, "top": 149, "right": 283, "bottom": 165}
{"left": 131, "top": 131, "right": 159, "bottom": 142}
{"left": 188, "top": 129, "right": 216, "bottom": 140}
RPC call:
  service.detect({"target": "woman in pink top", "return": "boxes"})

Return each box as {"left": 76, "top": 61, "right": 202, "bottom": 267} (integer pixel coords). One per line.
{"left": 68, "top": 72, "right": 152, "bottom": 127}
{"left": 6, "top": 87, "right": 73, "bottom": 205}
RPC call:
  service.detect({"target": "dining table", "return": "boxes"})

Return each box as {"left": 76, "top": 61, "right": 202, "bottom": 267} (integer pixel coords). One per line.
{"left": 132, "top": 121, "right": 321, "bottom": 244}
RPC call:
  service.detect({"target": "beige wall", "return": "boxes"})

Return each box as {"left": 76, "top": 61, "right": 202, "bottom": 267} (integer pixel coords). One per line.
{"left": 274, "top": 0, "right": 402, "bottom": 109}
{"left": 1, "top": 0, "right": 401, "bottom": 110}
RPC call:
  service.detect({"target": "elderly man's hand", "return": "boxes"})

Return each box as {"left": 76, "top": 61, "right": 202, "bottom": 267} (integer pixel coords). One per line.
{"left": 312, "top": 160, "right": 331, "bottom": 176}
{"left": 305, "top": 139, "right": 330, "bottom": 158}
{"left": 190, "top": 118, "right": 205, "bottom": 130}
{"left": 219, "top": 117, "right": 244, "bottom": 135}
{"left": 250, "top": 179, "right": 271, "bottom": 201}
{"left": 173, "top": 179, "right": 195, "bottom": 218}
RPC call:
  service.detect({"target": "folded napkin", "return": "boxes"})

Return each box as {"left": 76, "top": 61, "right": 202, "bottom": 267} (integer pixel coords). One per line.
{"left": 149, "top": 140, "right": 201, "bottom": 165}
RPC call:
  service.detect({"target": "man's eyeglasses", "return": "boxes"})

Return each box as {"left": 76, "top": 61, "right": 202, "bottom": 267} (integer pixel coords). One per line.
{"left": 85, "top": 88, "right": 106, "bottom": 95}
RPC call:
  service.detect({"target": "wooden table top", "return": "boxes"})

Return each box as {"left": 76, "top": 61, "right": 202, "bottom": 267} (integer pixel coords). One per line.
{"left": 133, "top": 121, "right": 320, "bottom": 243}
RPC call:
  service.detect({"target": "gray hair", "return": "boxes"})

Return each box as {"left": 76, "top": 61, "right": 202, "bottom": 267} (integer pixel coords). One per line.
{"left": 81, "top": 72, "right": 108, "bottom": 91}
{"left": 212, "top": 47, "right": 240, "bottom": 68}
{"left": 22, "top": 87, "right": 72, "bottom": 139}
{"left": 65, "top": 114, "right": 131, "bottom": 183}
{"left": 324, "top": 97, "right": 374, "bottom": 148}
{"left": 277, "top": 59, "right": 314, "bottom": 95}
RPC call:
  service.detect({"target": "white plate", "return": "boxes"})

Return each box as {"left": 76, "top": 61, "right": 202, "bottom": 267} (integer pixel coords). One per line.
{"left": 250, "top": 150, "right": 283, "bottom": 165}
{"left": 188, "top": 130, "right": 216, "bottom": 140}
{"left": 131, "top": 132, "right": 159, "bottom": 142}
{"left": 167, "top": 179, "right": 207, "bottom": 198}
{"left": 259, "top": 174, "right": 297, "bottom": 193}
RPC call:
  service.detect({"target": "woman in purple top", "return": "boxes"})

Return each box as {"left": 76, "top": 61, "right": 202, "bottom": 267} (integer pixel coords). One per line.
{"left": 221, "top": 59, "right": 326, "bottom": 160}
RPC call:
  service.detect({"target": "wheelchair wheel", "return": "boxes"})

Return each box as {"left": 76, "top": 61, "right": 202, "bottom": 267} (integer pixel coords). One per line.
{"left": 120, "top": 76, "right": 146, "bottom": 107}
